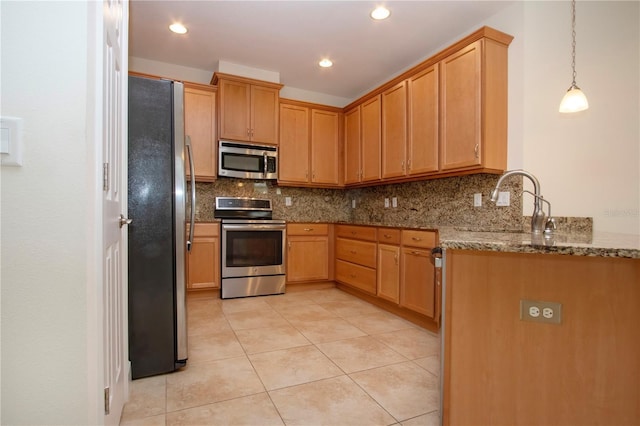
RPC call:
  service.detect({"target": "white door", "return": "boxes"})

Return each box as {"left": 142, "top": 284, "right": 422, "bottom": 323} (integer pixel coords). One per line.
{"left": 103, "top": 0, "right": 129, "bottom": 423}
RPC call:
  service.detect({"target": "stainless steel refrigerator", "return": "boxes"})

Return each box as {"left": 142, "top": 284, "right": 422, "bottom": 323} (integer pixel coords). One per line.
{"left": 127, "top": 75, "right": 194, "bottom": 379}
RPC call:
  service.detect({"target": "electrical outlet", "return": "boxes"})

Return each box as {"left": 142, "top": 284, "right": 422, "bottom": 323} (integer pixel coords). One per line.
{"left": 520, "top": 299, "right": 562, "bottom": 324}
{"left": 392, "top": 197, "right": 398, "bottom": 208}
{"left": 285, "top": 196, "right": 292, "bottom": 206}
{"left": 352, "top": 199, "right": 356, "bottom": 209}
{"left": 473, "top": 193, "right": 482, "bottom": 207}
{"left": 384, "top": 198, "right": 390, "bottom": 208}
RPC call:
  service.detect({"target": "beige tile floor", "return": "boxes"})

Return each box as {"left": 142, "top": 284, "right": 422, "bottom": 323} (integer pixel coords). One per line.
{"left": 120, "top": 287, "right": 441, "bottom": 426}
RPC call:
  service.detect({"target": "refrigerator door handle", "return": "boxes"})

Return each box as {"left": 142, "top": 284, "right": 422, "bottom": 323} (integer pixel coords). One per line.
{"left": 186, "top": 136, "right": 196, "bottom": 252}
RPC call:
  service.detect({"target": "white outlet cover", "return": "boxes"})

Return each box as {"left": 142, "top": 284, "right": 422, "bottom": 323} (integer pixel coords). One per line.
{"left": 352, "top": 199, "right": 356, "bottom": 209}
{"left": 285, "top": 196, "right": 292, "bottom": 206}
{"left": 392, "top": 197, "right": 398, "bottom": 208}
{"left": 543, "top": 308, "right": 554, "bottom": 318}
{"left": 529, "top": 306, "right": 540, "bottom": 317}
{"left": 384, "top": 198, "right": 390, "bottom": 208}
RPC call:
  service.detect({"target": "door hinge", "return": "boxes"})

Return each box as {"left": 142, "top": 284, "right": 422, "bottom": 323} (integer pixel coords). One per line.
{"left": 103, "top": 163, "right": 109, "bottom": 191}
{"left": 104, "top": 386, "right": 110, "bottom": 415}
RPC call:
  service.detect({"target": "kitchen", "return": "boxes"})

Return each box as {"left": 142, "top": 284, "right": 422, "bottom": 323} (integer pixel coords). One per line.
{"left": 1, "top": 1, "right": 638, "bottom": 425}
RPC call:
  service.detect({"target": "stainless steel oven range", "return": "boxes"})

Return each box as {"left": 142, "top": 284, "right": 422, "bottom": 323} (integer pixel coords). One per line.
{"left": 215, "top": 197, "right": 286, "bottom": 299}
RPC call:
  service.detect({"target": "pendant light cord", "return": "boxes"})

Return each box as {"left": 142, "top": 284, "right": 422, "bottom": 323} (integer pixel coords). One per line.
{"left": 570, "top": 0, "right": 578, "bottom": 88}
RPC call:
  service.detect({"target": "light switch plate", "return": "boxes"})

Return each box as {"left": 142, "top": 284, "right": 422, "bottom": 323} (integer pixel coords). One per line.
{"left": 0, "top": 116, "right": 23, "bottom": 167}
{"left": 496, "top": 191, "right": 510, "bottom": 206}
{"left": 473, "top": 193, "right": 482, "bottom": 207}
{"left": 285, "top": 197, "right": 292, "bottom": 206}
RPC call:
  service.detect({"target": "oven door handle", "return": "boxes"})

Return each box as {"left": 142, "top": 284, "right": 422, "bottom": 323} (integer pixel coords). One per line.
{"left": 222, "top": 223, "right": 286, "bottom": 231}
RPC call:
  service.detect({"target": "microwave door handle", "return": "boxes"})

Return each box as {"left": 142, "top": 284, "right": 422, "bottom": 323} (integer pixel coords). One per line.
{"left": 263, "top": 152, "right": 268, "bottom": 178}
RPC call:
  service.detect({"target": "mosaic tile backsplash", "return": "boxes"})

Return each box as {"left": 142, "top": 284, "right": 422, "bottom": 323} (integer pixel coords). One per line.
{"left": 190, "top": 174, "right": 524, "bottom": 231}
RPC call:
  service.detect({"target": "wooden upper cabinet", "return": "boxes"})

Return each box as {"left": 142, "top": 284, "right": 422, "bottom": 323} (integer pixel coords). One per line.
{"left": 213, "top": 73, "right": 282, "bottom": 145}
{"left": 251, "top": 85, "right": 280, "bottom": 144}
{"left": 311, "top": 109, "right": 340, "bottom": 185}
{"left": 361, "top": 95, "right": 381, "bottom": 182}
{"left": 440, "top": 41, "right": 482, "bottom": 170}
{"left": 440, "top": 38, "right": 509, "bottom": 172}
{"left": 278, "top": 100, "right": 342, "bottom": 187}
{"left": 279, "top": 103, "right": 309, "bottom": 183}
{"left": 184, "top": 83, "right": 217, "bottom": 182}
{"left": 344, "top": 106, "right": 361, "bottom": 185}
{"left": 344, "top": 95, "right": 381, "bottom": 185}
{"left": 381, "top": 81, "right": 407, "bottom": 179}
{"left": 408, "top": 65, "right": 439, "bottom": 175}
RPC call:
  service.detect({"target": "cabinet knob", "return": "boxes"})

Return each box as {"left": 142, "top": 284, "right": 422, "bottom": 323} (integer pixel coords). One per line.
{"left": 304, "top": 228, "right": 313, "bottom": 232}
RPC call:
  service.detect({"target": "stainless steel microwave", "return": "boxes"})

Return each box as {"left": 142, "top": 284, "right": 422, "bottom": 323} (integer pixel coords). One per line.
{"left": 218, "top": 140, "right": 278, "bottom": 180}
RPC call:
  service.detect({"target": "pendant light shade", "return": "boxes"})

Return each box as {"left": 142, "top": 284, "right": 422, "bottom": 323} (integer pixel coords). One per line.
{"left": 559, "top": 0, "right": 589, "bottom": 113}
{"left": 559, "top": 84, "right": 589, "bottom": 113}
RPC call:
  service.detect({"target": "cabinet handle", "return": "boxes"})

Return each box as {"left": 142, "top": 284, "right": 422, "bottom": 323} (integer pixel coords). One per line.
{"left": 349, "top": 250, "right": 357, "bottom": 254}
{"left": 474, "top": 144, "right": 479, "bottom": 159}
{"left": 394, "top": 254, "right": 398, "bottom": 265}
{"left": 383, "top": 234, "right": 392, "bottom": 239}
{"left": 350, "top": 273, "right": 356, "bottom": 278}
{"left": 401, "top": 160, "right": 405, "bottom": 172}
{"left": 287, "top": 242, "right": 291, "bottom": 250}
{"left": 412, "top": 237, "right": 422, "bottom": 241}
{"left": 351, "top": 231, "right": 357, "bottom": 235}
{"left": 304, "top": 228, "right": 313, "bottom": 232}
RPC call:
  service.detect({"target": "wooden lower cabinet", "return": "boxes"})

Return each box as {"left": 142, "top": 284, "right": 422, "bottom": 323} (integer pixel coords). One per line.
{"left": 286, "top": 223, "right": 330, "bottom": 283}
{"left": 444, "top": 251, "right": 640, "bottom": 425}
{"left": 400, "top": 247, "right": 435, "bottom": 317}
{"left": 334, "top": 225, "right": 377, "bottom": 295}
{"left": 186, "top": 222, "right": 220, "bottom": 290}
{"left": 377, "top": 244, "right": 400, "bottom": 303}
{"left": 400, "top": 229, "right": 437, "bottom": 318}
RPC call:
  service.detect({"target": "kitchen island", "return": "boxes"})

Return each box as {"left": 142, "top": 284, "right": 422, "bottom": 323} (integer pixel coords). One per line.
{"left": 438, "top": 229, "right": 639, "bottom": 425}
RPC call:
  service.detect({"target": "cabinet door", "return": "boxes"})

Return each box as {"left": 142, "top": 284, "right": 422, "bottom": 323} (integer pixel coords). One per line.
{"left": 408, "top": 66, "right": 439, "bottom": 175}
{"left": 400, "top": 247, "right": 435, "bottom": 317}
{"left": 377, "top": 244, "right": 400, "bottom": 304}
{"left": 382, "top": 81, "right": 407, "bottom": 179}
{"left": 186, "top": 235, "right": 220, "bottom": 289}
{"left": 218, "top": 79, "right": 251, "bottom": 142}
{"left": 440, "top": 40, "right": 482, "bottom": 170}
{"left": 344, "top": 106, "right": 361, "bottom": 184}
{"left": 185, "top": 86, "right": 216, "bottom": 181}
{"left": 279, "top": 103, "right": 310, "bottom": 183}
{"left": 361, "top": 95, "right": 381, "bottom": 182}
{"left": 287, "top": 236, "right": 329, "bottom": 282}
{"left": 310, "top": 109, "right": 340, "bottom": 185}
{"left": 251, "top": 85, "right": 279, "bottom": 144}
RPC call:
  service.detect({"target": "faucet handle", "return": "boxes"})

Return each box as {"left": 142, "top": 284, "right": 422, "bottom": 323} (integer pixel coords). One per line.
{"left": 544, "top": 217, "right": 557, "bottom": 235}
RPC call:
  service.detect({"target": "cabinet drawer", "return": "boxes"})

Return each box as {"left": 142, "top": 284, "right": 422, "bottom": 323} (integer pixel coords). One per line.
{"left": 336, "top": 238, "right": 377, "bottom": 268}
{"left": 188, "top": 222, "right": 220, "bottom": 237}
{"left": 336, "top": 225, "right": 377, "bottom": 241}
{"left": 336, "top": 259, "right": 376, "bottom": 295}
{"left": 377, "top": 228, "right": 401, "bottom": 245}
{"left": 287, "top": 223, "right": 329, "bottom": 236}
{"left": 402, "top": 229, "right": 437, "bottom": 249}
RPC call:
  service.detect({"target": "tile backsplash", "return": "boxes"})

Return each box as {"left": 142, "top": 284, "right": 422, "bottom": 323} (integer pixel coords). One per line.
{"left": 191, "top": 174, "right": 524, "bottom": 231}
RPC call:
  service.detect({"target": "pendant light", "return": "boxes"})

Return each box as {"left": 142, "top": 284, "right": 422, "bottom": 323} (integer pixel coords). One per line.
{"left": 559, "top": 0, "right": 589, "bottom": 113}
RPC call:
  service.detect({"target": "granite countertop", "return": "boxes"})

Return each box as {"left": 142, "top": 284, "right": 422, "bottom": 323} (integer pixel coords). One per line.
{"left": 437, "top": 227, "right": 640, "bottom": 259}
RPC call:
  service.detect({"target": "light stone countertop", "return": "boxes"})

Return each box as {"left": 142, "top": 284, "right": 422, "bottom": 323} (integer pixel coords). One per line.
{"left": 437, "top": 227, "right": 640, "bottom": 259}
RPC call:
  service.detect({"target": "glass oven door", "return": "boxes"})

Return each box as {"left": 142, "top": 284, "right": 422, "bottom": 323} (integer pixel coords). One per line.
{"left": 221, "top": 221, "right": 286, "bottom": 278}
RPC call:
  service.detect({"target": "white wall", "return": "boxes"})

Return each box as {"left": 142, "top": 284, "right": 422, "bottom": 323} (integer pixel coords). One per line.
{"left": 1, "top": 1, "right": 93, "bottom": 423}
{"left": 485, "top": 0, "right": 639, "bottom": 234}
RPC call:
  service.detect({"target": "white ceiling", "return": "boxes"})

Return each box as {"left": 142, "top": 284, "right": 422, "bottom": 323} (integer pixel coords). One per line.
{"left": 129, "top": 1, "right": 515, "bottom": 100}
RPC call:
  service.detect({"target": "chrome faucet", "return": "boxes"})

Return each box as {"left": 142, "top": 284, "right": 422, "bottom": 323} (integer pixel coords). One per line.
{"left": 490, "top": 169, "right": 553, "bottom": 234}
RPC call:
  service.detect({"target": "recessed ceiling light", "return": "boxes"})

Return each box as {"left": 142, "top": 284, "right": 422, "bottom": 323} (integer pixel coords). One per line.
{"left": 319, "top": 59, "right": 333, "bottom": 68}
{"left": 370, "top": 6, "right": 390, "bottom": 20}
{"left": 169, "top": 23, "right": 188, "bottom": 34}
